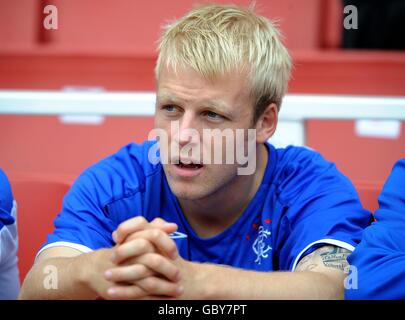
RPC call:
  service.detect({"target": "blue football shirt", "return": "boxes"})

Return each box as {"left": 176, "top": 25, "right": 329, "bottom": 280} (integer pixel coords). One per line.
{"left": 40, "top": 141, "right": 371, "bottom": 271}
{"left": 0, "top": 169, "right": 20, "bottom": 299}
{"left": 346, "top": 159, "right": 405, "bottom": 300}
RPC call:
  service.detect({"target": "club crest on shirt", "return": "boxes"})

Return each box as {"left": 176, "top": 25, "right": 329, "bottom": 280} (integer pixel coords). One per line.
{"left": 169, "top": 231, "right": 188, "bottom": 239}
{"left": 252, "top": 226, "right": 272, "bottom": 265}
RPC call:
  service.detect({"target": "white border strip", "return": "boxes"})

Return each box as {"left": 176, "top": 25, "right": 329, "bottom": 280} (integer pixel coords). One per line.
{"left": 11, "top": 200, "right": 17, "bottom": 222}
{"left": 0, "top": 91, "right": 156, "bottom": 117}
{"left": 36, "top": 241, "right": 93, "bottom": 260}
{"left": 291, "top": 239, "right": 355, "bottom": 271}
{"left": 1, "top": 90, "right": 405, "bottom": 120}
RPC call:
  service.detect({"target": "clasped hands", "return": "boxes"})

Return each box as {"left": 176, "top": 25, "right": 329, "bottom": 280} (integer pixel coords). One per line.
{"left": 99, "top": 216, "right": 189, "bottom": 300}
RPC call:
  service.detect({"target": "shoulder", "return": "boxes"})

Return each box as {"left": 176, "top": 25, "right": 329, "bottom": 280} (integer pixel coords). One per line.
{"left": 271, "top": 145, "right": 355, "bottom": 204}
{"left": 392, "top": 158, "right": 405, "bottom": 172}
{"left": 375, "top": 158, "right": 405, "bottom": 223}
{"left": 275, "top": 145, "right": 334, "bottom": 175}
{"left": 381, "top": 158, "right": 405, "bottom": 192}
{"left": 67, "top": 141, "right": 162, "bottom": 206}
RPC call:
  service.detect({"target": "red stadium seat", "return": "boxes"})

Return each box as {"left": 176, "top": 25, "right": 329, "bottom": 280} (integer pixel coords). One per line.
{"left": 354, "top": 180, "right": 383, "bottom": 214}
{"left": 9, "top": 172, "right": 73, "bottom": 283}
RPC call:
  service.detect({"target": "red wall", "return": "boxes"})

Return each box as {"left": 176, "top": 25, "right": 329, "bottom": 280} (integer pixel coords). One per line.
{"left": 0, "top": 0, "right": 325, "bottom": 54}
{"left": 0, "top": 116, "right": 154, "bottom": 176}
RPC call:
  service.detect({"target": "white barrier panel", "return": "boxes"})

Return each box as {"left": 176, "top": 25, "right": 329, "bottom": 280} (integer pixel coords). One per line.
{"left": 1, "top": 90, "right": 405, "bottom": 147}
{"left": 1, "top": 90, "right": 405, "bottom": 119}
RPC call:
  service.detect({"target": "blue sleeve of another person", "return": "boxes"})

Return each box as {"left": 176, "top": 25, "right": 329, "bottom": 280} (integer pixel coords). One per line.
{"left": 0, "top": 169, "right": 14, "bottom": 227}
{"left": 0, "top": 168, "right": 20, "bottom": 300}
{"left": 346, "top": 159, "right": 405, "bottom": 300}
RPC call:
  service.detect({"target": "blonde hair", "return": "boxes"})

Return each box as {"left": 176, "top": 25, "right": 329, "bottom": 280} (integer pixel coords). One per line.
{"left": 155, "top": 3, "right": 292, "bottom": 123}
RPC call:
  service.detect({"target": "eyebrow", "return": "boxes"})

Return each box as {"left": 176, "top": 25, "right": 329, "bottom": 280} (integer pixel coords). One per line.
{"left": 156, "top": 93, "right": 184, "bottom": 106}
{"left": 157, "top": 93, "right": 230, "bottom": 115}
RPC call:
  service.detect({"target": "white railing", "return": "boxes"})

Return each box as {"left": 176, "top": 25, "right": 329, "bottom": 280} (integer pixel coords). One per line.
{"left": 1, "top": 90, "right": 405, "bottom": 146}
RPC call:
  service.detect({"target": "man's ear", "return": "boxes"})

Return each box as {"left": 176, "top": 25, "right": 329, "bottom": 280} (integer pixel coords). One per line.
{"left": 255, "top": 103, "right": 278, "bottom": 144}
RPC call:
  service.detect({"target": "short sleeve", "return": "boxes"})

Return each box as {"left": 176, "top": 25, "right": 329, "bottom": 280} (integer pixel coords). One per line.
{"left": 38, "top": 143, "right": 155, "bottom": 257}
{"left": 274, "top": 149, "right": 372, "bottom": 271}
{"left": 39, "top": 171, "right": 118, "bottom": 255}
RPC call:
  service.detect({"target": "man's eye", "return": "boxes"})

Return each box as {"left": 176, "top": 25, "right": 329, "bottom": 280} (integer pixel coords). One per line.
{"left": 162, "top": 105, "right": 178, "bottom": 113}
{"left": 204, "top": 111, "right": 224, "bottom": 120}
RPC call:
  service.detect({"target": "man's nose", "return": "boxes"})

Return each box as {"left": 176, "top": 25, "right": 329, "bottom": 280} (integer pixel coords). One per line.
{"left": 174, "top": 112, "right": 200, "bottom": 146}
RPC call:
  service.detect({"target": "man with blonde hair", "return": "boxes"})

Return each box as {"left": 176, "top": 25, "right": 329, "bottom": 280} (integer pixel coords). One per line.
{"left": 20, "top": 4, "right": 370, "bottom": 299}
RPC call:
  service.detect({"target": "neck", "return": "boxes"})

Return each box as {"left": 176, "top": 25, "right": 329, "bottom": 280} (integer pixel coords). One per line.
{"left": 178, "top": 143, "right": 269, "bottom": 238}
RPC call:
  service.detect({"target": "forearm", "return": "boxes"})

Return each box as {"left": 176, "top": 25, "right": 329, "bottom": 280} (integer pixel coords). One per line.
{"left": 184, "top": 262, "right": 344, "bottom": 300}
{"left": 19, "top": 253, "right": 97, "bottom": 300}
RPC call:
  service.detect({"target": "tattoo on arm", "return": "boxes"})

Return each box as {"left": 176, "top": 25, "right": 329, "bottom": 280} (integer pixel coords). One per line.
{"left": 295, "top": 245, "right": 351, "bottom": 273}
{"left": 319, "top": 246, "right": 351, "bottom": 271}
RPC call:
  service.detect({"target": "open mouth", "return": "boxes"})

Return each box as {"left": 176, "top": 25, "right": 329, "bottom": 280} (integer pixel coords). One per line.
{"left": 171, "top": 159, "right": 205, "bottom": 178}
{"left": 176, "top": 161, "right": 204, "bottom": 169}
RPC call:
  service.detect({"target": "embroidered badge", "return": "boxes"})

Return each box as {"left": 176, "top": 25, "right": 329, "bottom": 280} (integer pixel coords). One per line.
{"left": 252, "top": 226, "right": 272, "bottom": 264}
